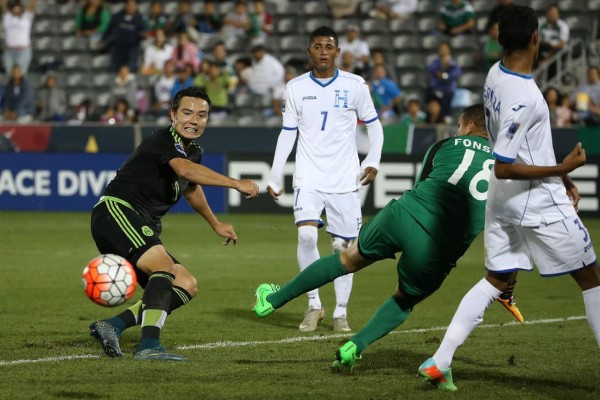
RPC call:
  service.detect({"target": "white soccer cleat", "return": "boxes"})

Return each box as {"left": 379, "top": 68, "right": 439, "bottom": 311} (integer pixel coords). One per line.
{"left": 299, "top": 307, "right": 325, "bottom": 332}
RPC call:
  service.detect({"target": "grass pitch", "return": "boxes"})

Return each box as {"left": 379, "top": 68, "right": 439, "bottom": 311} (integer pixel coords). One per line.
{"left": 1, "top": 212, "right": 599, "bottom": 399}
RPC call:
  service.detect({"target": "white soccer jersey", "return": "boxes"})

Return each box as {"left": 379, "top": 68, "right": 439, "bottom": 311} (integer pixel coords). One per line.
{"left": 282, "top": 69, "right": 379, "bottom": 193}
{"left": 483, "top": 61, "right": 575, "bottom": 226}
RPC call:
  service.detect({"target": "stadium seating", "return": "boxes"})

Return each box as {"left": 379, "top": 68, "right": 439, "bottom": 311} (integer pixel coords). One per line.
{"left": 17, "top": 0, "right": 597, "bottom": 124}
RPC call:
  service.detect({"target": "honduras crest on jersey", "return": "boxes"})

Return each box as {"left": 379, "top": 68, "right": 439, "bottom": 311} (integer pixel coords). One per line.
{"left": 506, "top": 122, "right": 520, "bottom": 139}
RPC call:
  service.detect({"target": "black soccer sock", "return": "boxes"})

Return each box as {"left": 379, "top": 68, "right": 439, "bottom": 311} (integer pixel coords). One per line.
{"left": 168, "top": 286, "right": 193, "bottom": 314}
{"left": 106, "top": 300, "right": 142, "bottom": 332}
{"left": 139, "top": 271, "right": 174, "bottom": 349}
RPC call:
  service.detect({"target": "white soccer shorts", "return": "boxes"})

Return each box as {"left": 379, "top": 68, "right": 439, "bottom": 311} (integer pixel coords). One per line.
{"left": 292, "top": 187, "right": 362, "bottom": 239}
{"left": 485, "top": 214, "right": 597, "bottom": 276}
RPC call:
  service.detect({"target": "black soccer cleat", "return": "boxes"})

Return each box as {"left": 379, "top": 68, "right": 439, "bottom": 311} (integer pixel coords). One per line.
{"left": 89, "top": 320, "right": 123, "bottom": 357}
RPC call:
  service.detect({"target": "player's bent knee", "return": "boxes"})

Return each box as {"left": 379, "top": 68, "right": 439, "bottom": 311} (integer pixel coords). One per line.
{"left": 298, "top": 225, "right": 318, "bottom": 247}
{"left": 332, "top": 236, "right": 352, "bottom": 253}
{"left": 136, "top": 245, "right": 177, "bottom": 275}
{"left": 174, "top": 265, "right": 198, "bottom": 297}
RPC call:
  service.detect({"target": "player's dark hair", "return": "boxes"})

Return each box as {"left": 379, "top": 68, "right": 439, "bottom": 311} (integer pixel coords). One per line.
{"left": 308, "top": 26, "right": 338, "bottom": 48}
{"left": 498, "top": 5, "right": 538, "bottom": 54}
{"left": 171, "top": 87, "right": 212, "bottom": 113}
{"left": 462, "top": 103, "right": 486, "bottom": 130}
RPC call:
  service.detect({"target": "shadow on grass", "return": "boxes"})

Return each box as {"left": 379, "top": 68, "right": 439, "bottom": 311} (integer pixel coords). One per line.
{"left": 352, "top": 347, "right": 598, "bottom": 394}
{"left": 218, "top": 306, "right": 307, "bottom": 330}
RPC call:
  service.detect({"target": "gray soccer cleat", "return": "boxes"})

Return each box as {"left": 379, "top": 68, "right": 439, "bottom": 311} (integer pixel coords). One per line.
{"left": 134, "top": 346, "right": 186, "bottom": 361}
{"left": 299, "top": 307, "right": 325, "bottom": 332}
{"left": 333, "top": 317, "right": 352, "bottom": 332}
{"left": 89, "top": 320, "right": 122, "bottom": 358}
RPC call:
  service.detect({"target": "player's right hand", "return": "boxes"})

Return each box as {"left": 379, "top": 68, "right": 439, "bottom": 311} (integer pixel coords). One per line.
{"left": 237, "top": 179, "right": 259, "bottom": 199}
{"left": 561, "top": 142, "right": 586, "bottom": 173}
{"left": 267, "top": 185, "right": 283, "bottom": 200}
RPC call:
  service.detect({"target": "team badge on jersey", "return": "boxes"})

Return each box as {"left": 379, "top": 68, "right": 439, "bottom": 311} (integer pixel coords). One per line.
{"left": 175, "top": 143, "right": 187, "bottom": 156}
{"left": 506, "top": 122, "right": 520, "bottom": 139}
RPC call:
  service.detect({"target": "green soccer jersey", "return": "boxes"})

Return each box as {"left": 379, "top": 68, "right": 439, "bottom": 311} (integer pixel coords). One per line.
{"left": 399, "top": 135, "right": 494, "bottom": 256}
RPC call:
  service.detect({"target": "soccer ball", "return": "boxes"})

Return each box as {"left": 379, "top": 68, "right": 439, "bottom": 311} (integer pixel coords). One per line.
{"left": 82, "top": 254, "right": 137, "bottom": 307}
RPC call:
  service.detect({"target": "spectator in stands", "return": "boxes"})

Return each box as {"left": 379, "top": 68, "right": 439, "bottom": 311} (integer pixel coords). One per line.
{"left": 197, "top": 0, "right": 223, "bottom": 34}
{"left": 145, "top": 0, "right": 167, "bottom": 37}
{"left": 544, "top": 87, "right": 560, "bottom": 126}
{"left": 1, "top": 0, "right": 36, "bottom": 75}
{"left": 248, "top": 0, "right": 273, "bottom": 45}
{"left": 140, "top": 28, "right": 174, "bottom": 76}
{"left": 246, "top": 44, "right": 285, "bottom": 97}
{"left": 370, "top": 64, "right": 403, "bottom": 123}
{"left": 370, "top": 0, "right": 418, "bottom": 20}
{"left": 339, "top": 24, "right": 370, "bottom": 77}
{"left": 2, "top": 64, "right": 35, "bottom": 122}
{"left": 109, "top": 65, "right": 138, "bottom": 112}
{"left": 538, "top": 4, "right": 570, "bottom": 64}
{"left": 209, "top": 41, "right": 234, "bottom": 76}
{"left": 400, "top": 98, "right": 426, "bottom": 125}
{"left": 327, "top": 0, "right": 359, "bottom": 19}
{"left": 272, "top": 65, "right": 297, "bottom": 117}
{"left": 170, "top": 65, "right": 194, "bottom": 100}
{"left": 232, "top": 56, "right": 253, "bottom": 96}
{"left": 571, "top": 65, "right": 600, "bottom": 126}
{"left": 36, "top": 73, "right": 67, "bottom": 122}
{"left": 165, "top": 0, "right": 200, "bottom": 43}
{"left": 436, "top": 0, "right": 476, "bottom": 37}
{"left": 100, "top": 98, "right": 136, "bottom": 124}
{"left": 425, "top": 98, "right": 445, "bottom": 124}
{"left": 222, "top": 1, "right": 250, "bottom": 41}
{"left": 102, "top": 0, "right": 147, "bottom": 72}
{"left": 171, "top": 31, "right": 201, "bottom": 75}
{"left": 370, "top": 48, "right": 397, "bottom": 83}
{"left": 556, "top": 96, "right": 574, "bottom": 128}
{"left": 426, "top": 42, "right": 462, "bottom": 118}
{"left": 152, "top": 60, "right": 175, "bottom": 114}
{"left": 75, "top": 0, "right": 111, "bottom": 48}
{"left": 193, "top": 60, "right": 231, "bottom": 119}
{"left": 485, "top": 0, "right": 513, "bottom": 34}
{"left": 482, "top": 21, "right": 502, "bottom": 71}
{"left": 339, "top": 51, "right": 355, "bottom": 74}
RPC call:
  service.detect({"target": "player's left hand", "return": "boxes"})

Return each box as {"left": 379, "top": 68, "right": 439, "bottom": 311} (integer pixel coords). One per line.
{"left": 213, "top": 222, "right": 238, "bottom": 246}
{"left": 360, "top": 167, "right": 378, "bottom": 186}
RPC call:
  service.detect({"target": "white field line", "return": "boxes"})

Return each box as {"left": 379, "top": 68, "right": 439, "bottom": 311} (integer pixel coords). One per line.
{"left": 0, "top": 315, "right": 587, "bottom": 366}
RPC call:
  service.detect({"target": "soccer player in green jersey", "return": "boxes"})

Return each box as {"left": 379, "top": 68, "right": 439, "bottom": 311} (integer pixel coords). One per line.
{"left": 89, "top": 87, "right": 259, "bottom": 361}
{"left": 253, "top": 103, "right": 508, "bottom": 372}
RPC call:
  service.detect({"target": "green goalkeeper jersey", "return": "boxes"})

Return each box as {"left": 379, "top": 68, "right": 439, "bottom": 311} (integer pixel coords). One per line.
{"left": 400, "top": 135, "right": 494, "bottom": 257}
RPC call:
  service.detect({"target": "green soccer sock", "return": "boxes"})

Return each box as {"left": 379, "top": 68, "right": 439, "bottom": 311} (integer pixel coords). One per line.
{"left": 351, "top": 296, "right": 413, "bottom": 354}
{"left": 267, "top": 253, "right": 347, "bottom": 309}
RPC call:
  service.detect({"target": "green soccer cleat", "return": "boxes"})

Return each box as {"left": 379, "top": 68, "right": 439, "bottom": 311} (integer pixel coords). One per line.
{"left": 134, "top": 346, "right": 186, "bottom": 361}
{"left": 418, "top": 357, "right": 458, "bottom": 391}
{"left": 89, "top": 320, "right": 122, "bottom": 358}
{"left": 252, "top": 283, "right": 280, "bottom": 317}
{"left": 331, "top": 340, "right": 361, "bottom": 374}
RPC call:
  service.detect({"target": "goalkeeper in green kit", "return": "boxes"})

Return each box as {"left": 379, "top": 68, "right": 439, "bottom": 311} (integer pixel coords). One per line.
{"left": 252, "top": 103, "right": 523, "bottom": 372}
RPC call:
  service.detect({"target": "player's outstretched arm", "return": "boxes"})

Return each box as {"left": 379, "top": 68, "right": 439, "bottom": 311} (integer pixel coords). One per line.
{"left": 183, "top": 185, "right": 238, "bottom": 246}
{"left": 494, "top": 142, "right": 586, "bottom": 180}
{"left": 169, "top": 157, "right": 259, "bottom": 198}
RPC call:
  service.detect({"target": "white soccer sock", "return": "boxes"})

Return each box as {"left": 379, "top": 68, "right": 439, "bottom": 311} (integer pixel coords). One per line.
{"left": 583, "top": 286, "right": 600, "bottom": 347}
{"left": 333, "top": 273, "right": 353, "bottom": 319}
{"left": 433, "top": 278, "right": 502, "bottom": 369}
{"left": 297, "top": 225, "right": 321, "bottom": 310}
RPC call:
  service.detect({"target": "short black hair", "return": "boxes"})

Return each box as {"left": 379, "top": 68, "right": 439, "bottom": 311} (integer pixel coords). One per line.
{"left": 171, "top": 87, "right": 211, "bottom": 113}
{"left": 461, "top": 103, "right": 486, "bottom": 130}
{"left": 498, "top": 5, "right": 538, "bottom": 53}
{"left": 308, "top": 26, "right": 338, "bottom": 48}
